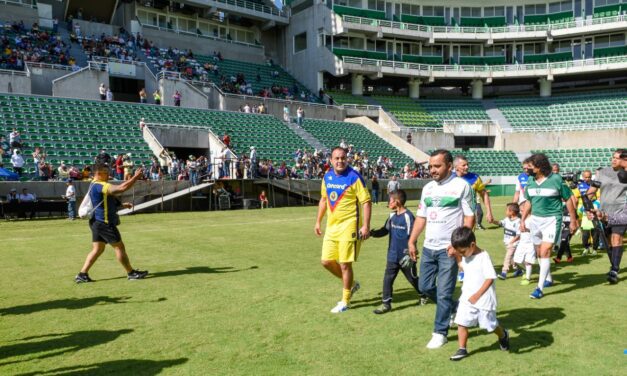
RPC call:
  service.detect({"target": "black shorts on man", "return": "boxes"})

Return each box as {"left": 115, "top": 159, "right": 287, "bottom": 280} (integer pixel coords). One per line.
{"left": 90, "top": 218, "right": 122, "bottom": 244}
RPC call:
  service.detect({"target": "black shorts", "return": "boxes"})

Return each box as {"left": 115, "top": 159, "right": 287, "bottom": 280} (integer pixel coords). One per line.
{"left": 90, "top": 219, "right": 122, "bottom": 244}
{"left": 607, "top": 224, "right": 627, "bottom": 236}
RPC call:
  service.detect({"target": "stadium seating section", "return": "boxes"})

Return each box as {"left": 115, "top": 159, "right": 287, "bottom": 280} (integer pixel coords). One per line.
{"left": 593, "top": 4, "right": 624, "bottom": 18}
{"left": 144, "top": 49, "right": 315, "bottom": 101}
{"left": 0, "top": 94, "right": 309, "bottom": 172}
{"left": 300, "top": 119, "right": 413, "bottom": 168}
{"left": 0, "top": 24, "right": 73, "bottom": 70}
{"left": 524, "top": 11, "right": 574, "bottom": 25}
{"left": 325, "top": 91, "right": 369, "bottom": 105}
{"left": 495, "top": 91, "right": 627, "bottom": 131}
{"left": 372, "top": 96, "right": 489, "bottom": 129}
{"left": 430, "top": 149, "right": 521, "bottom": 176}
{"left": 531, "top": 148, "right": 622, "bottom": 172}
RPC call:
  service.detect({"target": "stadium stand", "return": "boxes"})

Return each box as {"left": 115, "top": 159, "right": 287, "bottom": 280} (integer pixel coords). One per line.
{"left": 432, "top": 149, "right": 521, "bottom": 176}
{"left": 495, "top": 91, "right": 627, "bottom": 131}
{"left": 325, "top": 91, "right": 369, "bottom": 105}
{"left": 0, "top": 93, "right": 309, "bottom": 174}
{"left": 143, "top": 47, "right": 317, "bottom": 101}
{"left": 531, "top": 148, "right": 624, "bottom": 172}
{"left": 300, "top": 118, "right": 414, "bottom": 169}
{"left": 371, "top": 96, "right": 489, "bottom": 129}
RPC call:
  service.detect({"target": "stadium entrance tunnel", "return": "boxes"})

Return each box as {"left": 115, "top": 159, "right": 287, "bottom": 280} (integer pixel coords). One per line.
{"left": 109, "top": 77, "right": 146, "bottom": 103}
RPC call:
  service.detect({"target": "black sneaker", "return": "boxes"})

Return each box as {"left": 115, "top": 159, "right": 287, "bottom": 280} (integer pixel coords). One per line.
{"left": 373, "top": 304, "right": 391, "bottom": 314}
{"left": 607, "top": 271, "right": 618, "bottom": 284}
{"left": 449, "top": 348, "right": 468, "bottom": 361}
{"left": 499, "top": 329, "right": 510, "bottom": 351}
{"left": 127, "top": 269, "right": 149, "bottom": 280}
{"left": 75, "top": 273, "right": 93, "bottom": 283}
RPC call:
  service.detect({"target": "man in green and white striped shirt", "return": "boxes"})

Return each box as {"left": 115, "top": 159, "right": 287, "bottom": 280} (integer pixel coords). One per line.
{"left": 521, "top": 154, "right": 579, "bottom": 299}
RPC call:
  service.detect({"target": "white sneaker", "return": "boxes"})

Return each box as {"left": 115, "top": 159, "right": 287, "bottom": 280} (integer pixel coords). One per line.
{"left": 330, "top": 301, "right": 349, "bottom": 313}
{"left": 426, "top": 333, "right": 448, "bottom": 349}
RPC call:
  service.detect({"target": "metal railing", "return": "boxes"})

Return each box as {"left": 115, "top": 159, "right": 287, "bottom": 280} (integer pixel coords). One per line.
{"left": 341, "top": 13, "right": 627, "bottom": 36}
{"left": 141, "top": 23, "right": 263, "bottom": 49}
{"left": 25, "top": 62, "right": 74, "bottom": 72}
{"left": 342, "top": 103, "right": 382, "bottom": 111}
{"left": 213, "top": 0, "right": 287, "bottom": 18}
{"left": 342, "top": 54, "right": 627, "bottom": 74}
{"left": 502, "top": 122, "right": 627, "bottom": 133}
{"left": 0, "top": 67, "right": 29, "bottom": 77}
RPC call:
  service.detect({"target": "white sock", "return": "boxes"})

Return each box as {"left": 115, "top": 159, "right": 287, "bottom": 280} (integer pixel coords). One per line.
{"left": 525, "top": 264, "right": 532, "bottom": 280}
{"left": 538, "top": 258, "right": 550, "bottom": 290}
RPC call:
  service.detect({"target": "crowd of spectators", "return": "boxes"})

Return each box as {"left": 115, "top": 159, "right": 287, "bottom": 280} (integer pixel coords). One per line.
{"left": 79, "top": 29, "right": 141, "bottom": 62}
{"left": 0, "top": 20, "right": 75, "bottom": 70}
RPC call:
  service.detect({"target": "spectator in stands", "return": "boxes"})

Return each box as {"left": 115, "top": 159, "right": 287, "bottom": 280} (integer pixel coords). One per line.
{"left": 6, "top": 187, "right": 18, "bottom": 202}
{"left": 58, "top": 162, "right": 70, "bottom": 181}
{"left": 243, "top": 103, "right": 251, "bottom": 113}
{"left": 9, "top": 128, "right": 21, "bottom": 149}
{"left": 18, "top": 188, "right": 36, "bottom": 219}
{"left": 387, "top": 175, "right": 400, "bottom": 200}
{"left": 296, "top": 107, "right": 304, "bottom": 127}
{"left": 139, "top": 88, "right": 147, "bottom": 103}
{"left": 99, "top": 83, "right": 106, "bottom": 100}
{"left": 113, "top": 154, "right": 123, "bottom": 180}
{"left": 0, "top": 136, "right": 9, "bottom": 157}
{"left": 249, "top": 147, "right": 258, "bottom": 178}
{"left": 106, "top": 88, "right": 113, "bottom": 101}
{"left": 187, "top": 156, "right": 198, "bottom": 185}
{"left": 69, "top": 165, "right": 81, "bottom": 181}
{"left": 173, "top": 90, "right": 182, "bottom": 107}
{"left": 32, "top": 147, "right": 44, "bottom": 177}
{"left": 259, "top": 190, "right": 269, "bottom": 209}
{"left": 122, "top": 154, "right": 134, "bottom": 180}
{"left": 406, "top": 133, "right": 413, "bottom": 144}
{"left": 81, "top": 165, "right": 91, "bottom": 180}
{"left": 152, "top": 90, "right": 161, "bottom": 105}
{"left": 150, "top": 158, "right": 161, "bottom": 181}
{"left": 222, "top": 132, "right": 231, "bottom": 148}
{"left": 11, "top": 149, "right": 24, "bottom": 176}
{"left": 65, "top": 179, "right": 76, "bottom": 220}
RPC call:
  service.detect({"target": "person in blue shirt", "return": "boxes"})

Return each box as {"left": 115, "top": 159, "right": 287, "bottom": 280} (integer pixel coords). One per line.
{"left": 370, "top": 189, "right": 425, "bottom": 314}
{"left": 75, "top": 162, "right": 148, "bottom": 283}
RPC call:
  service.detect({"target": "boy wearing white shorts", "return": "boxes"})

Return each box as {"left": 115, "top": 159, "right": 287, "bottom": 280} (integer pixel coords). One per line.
{"left": 514, "top": 217, "right": 536, "bottom": 285}
{"left": 449, "top": 227, "right": 510, "bottom": 361}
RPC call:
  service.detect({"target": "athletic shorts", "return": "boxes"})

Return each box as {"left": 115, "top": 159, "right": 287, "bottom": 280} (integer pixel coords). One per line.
{"left": 607, "top": 224, "right": 626, "bottom": 236}
{"left": 513, "top": 243, "right": 537, "bottom": 264}
{"left": 321, "top": 239, "right": 361, "bottom": 263}
{"left": 454, "top": 302, "right": 499, "bottom": 332}
{"left": 90, "top": 219, "right": 122, "bottom": 244}
{"left": 529, "top": 215, "right": 562, "bottom": 246}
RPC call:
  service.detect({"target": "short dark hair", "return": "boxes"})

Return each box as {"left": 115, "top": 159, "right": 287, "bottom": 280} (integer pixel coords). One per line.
{"left": 506, "top": 202, "right": 520, "bottom": 216}
{"left": 430, "top": 149, "right": 453, "bottom": 164}
{"left": 615, "top": 148, "right": 627, "bottom": 159}
{"left": 331, "top": 146, "right": 347, "bottom": 155}
{"left": 529, "top": 153, "right": 552, "bottom": 176}
{"left": 451, "top": 227, "right": 476, "bottom": 249}
{"left": 391, "top": 189, "right": 407, "bottom": 206}
{"left": 93, "top": 161, "right": 110, "bottom": 172}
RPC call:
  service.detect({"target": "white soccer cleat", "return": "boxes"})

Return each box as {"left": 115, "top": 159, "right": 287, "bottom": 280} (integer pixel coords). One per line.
{"left": 426, "top": 333, "right": 448, "bottom": 349}
{"left": 330, "top": 301, "right": 349, "bottom": 313}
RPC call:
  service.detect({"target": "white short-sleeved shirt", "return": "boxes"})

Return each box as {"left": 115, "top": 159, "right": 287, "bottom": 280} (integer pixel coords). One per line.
{"left": 460, "top": 250, "right": 498, "bottom": 311}
{"left": 65, "top": 185, "right": 76, "bottom": 202}
{"left": 517, "top": 218, "right": 534, "bottom": 251}
{"left": 500, "top": 217, "right": 521, "bottom": 246}
{"left": 416, "top": 174, "right": 475, "bottom": 250}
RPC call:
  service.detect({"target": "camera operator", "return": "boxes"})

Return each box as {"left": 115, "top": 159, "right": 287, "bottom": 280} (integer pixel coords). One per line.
{"left": 587, "top": 149, "right": 627, "bottom": 284}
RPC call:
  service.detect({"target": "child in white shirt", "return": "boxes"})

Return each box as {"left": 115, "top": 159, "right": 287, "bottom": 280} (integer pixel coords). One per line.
{"left": 449, "top": 227, "right": 510, "bottom": 361}
{"left": 490, "top": 203, "right": 523, "bottom": 280}
{"left": 513, "top": 217, "right": 536, "bottom": 285}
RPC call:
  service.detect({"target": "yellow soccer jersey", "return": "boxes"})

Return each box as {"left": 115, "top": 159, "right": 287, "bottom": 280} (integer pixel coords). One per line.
{"left": 321, "top": 166, "right": 371, "bottom": 241}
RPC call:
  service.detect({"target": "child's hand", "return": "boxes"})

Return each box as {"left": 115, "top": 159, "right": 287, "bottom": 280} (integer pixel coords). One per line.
{"left": 468, "top": 293, "right": 480, "bottom": 305}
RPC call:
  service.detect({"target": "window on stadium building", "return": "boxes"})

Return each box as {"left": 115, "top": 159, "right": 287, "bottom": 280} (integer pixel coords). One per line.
{"left": 525, "top": 3, "right": 547, "bottom": 15}
{"left": 423, "top": 6, "right": 445, "bottom": 16}
{"left": 524, "top": 42, "right": 545, "bottom": 54}
{"left": 484, "top": 6, "right": 506, "bottom": 17}
{"left": 485, "top": 45, "right": 506, "bottom": 56}
{"left": 401, "top": 3, "right": 419, "bottom": 15}
{"left": 595, "top": 0, "right": 621, "bottom": 6}
{"left": 294, "top": 32, "right": 307, "bottom": 53}
{"left": 367, "top": 0, "right": 385, "bottom": 11}
{"left": 548, "top": 40, "right": 572, "bottom": 53}
{"left": 461, "top": 7, "right": 482, "bottom": 17}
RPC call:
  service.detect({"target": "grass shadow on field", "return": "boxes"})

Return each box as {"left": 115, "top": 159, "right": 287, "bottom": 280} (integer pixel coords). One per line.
{"left": 15, "top": 357, "right": 188, "bottom": 376}
{"left": 453, "top": 307, "right": 565, "bottom": 356}
{"left": 350, "top": 288, "right": 422, "bottom": 311}
{"left": 546, "top": 271, "right": 615, "bottom": 296}
{"left": 0, "top": 296, "right": 132, "bottom": 316}
{"left": 0, "top": 329, "right": 133, "bottom": 366}
{"left": 149, "top": 265, "right": 259, "bottom": 279}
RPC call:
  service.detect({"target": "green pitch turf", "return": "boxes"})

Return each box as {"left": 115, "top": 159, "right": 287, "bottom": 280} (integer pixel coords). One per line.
{"left": 1, "top": 197, "right": 625, "bottom": 375}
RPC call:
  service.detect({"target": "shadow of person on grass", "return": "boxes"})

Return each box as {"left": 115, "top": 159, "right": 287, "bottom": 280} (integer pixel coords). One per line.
{"left": 450, "top": 307, "right": 565, "bottom": 356}
{"left": 16, "top": 357, "right": 188, "bottom": 376}
{"left": 350, "top": 288, "right": 423, "bottom": 312}
{"left": 149, "top": 265, "right": 259, "bottom": 279}
{"left": 0, "top": 329, "right": 133, "bottom": 365}
{"left": 0, "top": 296, "right": 132, "bottom": 316}
{"left": 545, "top": 271, "right": 616, "bottom": 296}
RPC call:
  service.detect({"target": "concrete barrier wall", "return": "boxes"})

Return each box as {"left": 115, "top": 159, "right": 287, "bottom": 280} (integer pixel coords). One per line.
{"left": 72, "top": 19, "right": 116, "bottom": 38}
{"left": 52, "top": 68, "right": 109, "bottom": 100}
{"left": 141, "top": 28, "right": 265, "bottom": 64}
{"left": 501, "top": 128, "right": 627, "bottom": 151}
{"left": 0, "top": 4, "right": 38, "bottom": 24}
{"left": 29, "top": 66, "right": 70, "bottom": 95}
{"left": 0, "top": 72, "right": 31, "bottom": 94}
{"left": 149, "top": 127, "right": 209, "bottom": 149}
{"left": 410, "top": 130, "right": 455, "bottom": 152}
{"left": 159, "top": 79, "right": 208, "bottom": 109}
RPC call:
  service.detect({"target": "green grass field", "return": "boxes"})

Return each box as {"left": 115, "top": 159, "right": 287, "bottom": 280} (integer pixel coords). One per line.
{"left": 1, "top": 197, "right": 625, "bottom": 375}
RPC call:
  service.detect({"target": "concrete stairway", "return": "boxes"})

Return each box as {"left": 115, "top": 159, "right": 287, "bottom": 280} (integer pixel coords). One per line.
{"left": 482, "top": 99, "right": 512, "bottom": 130}
{"left": 284, "top": 120, "right": 328, "bottom": 152}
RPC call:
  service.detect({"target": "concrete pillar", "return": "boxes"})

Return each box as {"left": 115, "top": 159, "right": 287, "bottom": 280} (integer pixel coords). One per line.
{"left": 408, "top": 79, "right": 420, "bottom": 99}
{"left": 351, "top": 73, "right": 364, "bottom": 96}
{"left": 539, "top": 78, "right": 552, "bottom": 97}
{"left": 471, "top": 79, "right": 483, "bottom": 99}
{"left": 316, "top": 71, "right": 324, "bottom": 94}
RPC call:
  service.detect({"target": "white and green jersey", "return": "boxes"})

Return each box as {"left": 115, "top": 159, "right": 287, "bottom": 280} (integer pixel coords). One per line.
{"left": 524, "top": 173, "right": 572, "bottom": 218}
{"left": 417, "top": 174, "right": 475, "bottom": 250}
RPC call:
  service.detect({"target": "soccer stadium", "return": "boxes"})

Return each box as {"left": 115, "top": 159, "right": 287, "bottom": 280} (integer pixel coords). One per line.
{"left": 0, "top": 0, "right": 626, "bottom": 374}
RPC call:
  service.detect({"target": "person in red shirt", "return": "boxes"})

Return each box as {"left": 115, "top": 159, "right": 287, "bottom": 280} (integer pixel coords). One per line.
{"left": 222, "top": 132, "right": 231, "bottom": 148}
{"left": 115, "top": 154, "right": 124, "bottom": 180}
{"left": 259, "top": 190, "right": 269, "bottom": 209}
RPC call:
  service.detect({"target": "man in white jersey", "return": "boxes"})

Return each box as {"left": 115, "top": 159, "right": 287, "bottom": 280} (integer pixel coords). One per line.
{"left": 408, "top": 149, "right": 475, "bottom": 349}
{"left": 521, "top": 154, "right": 578, "bottom": 299}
